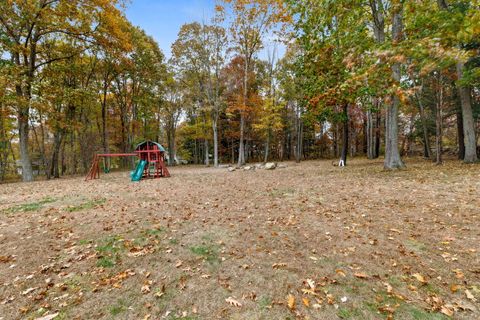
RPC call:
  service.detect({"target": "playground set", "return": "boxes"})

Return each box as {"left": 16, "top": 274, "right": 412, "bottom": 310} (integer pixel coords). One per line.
{"left": 85, "top": 140, "right": 170, "bottom": 181}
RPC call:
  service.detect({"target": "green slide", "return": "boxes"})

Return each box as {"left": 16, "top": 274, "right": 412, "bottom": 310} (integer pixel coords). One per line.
{"left": 131, "top": 160, "right": 147, "bottom": 182}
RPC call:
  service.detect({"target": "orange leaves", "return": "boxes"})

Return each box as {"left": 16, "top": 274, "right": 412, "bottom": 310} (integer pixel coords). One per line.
{"left": 94, "top": 269, "right": 135, "bottom": 289}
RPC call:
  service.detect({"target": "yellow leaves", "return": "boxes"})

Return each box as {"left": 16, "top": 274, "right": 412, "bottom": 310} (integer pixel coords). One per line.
{"left": 225, "top": 296, "right": 242, "bottom": 307}
{"left": 287, "top": 294, "right": 295, "bottom": 310}
{"left": 412, "top": 273, "right": 427, "bottom": 284}
{"left": 335, "top": 269, "right": 346, "bottom": 277}
{"left": 302, "top": 297, "right": 310, "bottom": 307}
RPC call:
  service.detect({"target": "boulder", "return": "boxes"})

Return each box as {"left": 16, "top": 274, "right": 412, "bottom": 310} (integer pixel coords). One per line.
{"left": 228, "top": 167, "right": 236, "bottom": 172}
{"left": 243, "top": 166, "right": 252, "bottom": 171}
{"left": 255, "top": 163, "right": 265, "bottom": 169}
{"left": 265, "top": 162, "right": 276, "bottom": 170}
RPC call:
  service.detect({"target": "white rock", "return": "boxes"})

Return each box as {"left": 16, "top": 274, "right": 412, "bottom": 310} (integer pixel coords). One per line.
{"left": 265, "top": 162, "right": 276, "bottom": 170}
{"left": 228, "top": 167, "right": 236, "bottom": 172}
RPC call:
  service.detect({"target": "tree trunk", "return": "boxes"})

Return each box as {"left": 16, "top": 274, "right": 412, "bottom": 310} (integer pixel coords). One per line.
{"left": 204, "top": 139, "right": 209, "bottom": 166}
{"left": 457, "top": 110, "right": 465, "bottom": 160}
{"left": 167, "top": 122, "right": 176, "bottom": 166}
{"left": 295, "top": 114, "right": 303, "bottom": 163}
{"left": 375, "top": 111, "right": 381, "bottom": 158}
{"left": 456, "top": 62, "right": 477, "bottom": 163}
{"left": 367, "top": 109, "right": 375, "bottom": 159}
{"left": 212, "top": 114, "right": 219, "bottom": 167}
{"left": 416, "top": 91, "right": 432, "bottom": 159}
{"left": 340, "top": 105, "right": 349, "bottom": 165}
{"left": 264, "top": 129, "right": 271, "bottom": 163}
{"left": 384, "top": 4, "right": 405, "bottom": 169}
{"left": 238, "top": 114, "right": 246, "bottom": 166}
{"left": 436, "top": 1, "right": 477, "bottom": 163}
{"left": 238, "top": 57, "right": 249, "bottom": 167}
{"left": 18, "top": 109, "right": 34, "bottom": 181}
{"left": 50, "top": 131, "right": 64, "bottom": 178}
{"left": 435, "top": 83, "right": 443, "bottom": 165}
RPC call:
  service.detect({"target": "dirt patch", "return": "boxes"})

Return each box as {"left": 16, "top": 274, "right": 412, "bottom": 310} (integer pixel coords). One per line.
{"left": 0, "top": 158, "right": 479, "bottom": 319}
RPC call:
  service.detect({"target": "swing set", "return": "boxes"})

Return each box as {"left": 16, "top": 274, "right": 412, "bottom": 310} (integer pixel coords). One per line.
{"left": 85, "top": 141, "right": 170, "bottom": 181}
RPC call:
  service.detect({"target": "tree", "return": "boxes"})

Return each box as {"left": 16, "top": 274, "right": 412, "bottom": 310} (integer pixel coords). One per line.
{"left": 172, "top": 20, "right": 227, "bottom": 167}
{"left": 220, "top": 0, "right": 288, "bottom": 166}
{"left": 0, "top": 0, "right": 129, "bottom": 181}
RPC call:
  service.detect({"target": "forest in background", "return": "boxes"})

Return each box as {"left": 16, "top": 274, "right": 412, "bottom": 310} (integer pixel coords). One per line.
{"left": 0, "top": 0, "right": 479, "bottom": 182}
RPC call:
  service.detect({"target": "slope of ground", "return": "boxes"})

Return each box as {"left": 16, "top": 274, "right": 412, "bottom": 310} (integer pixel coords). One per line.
{"left": 0, "top": 158, "right": 479, "bottom": 320}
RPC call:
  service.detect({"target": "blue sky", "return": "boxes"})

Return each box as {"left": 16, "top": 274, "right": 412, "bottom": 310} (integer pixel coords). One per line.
{"left": 125, "top": 0, "right": 216, "bottom": 59}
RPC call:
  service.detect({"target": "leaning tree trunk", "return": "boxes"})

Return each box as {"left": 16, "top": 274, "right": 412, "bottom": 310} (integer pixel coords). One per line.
{"left": 384, "top": 4, "right": 405, "bottom": 169}
{"left": 456, "top": 62, "right": 477, "bottom": 163}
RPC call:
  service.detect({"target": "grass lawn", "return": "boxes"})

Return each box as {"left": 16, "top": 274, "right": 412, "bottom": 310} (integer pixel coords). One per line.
{"left": 0, "top": 158, "right": 479, "bottom": 320}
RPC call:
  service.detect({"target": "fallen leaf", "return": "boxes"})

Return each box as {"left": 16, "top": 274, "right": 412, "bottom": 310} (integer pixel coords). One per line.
{"left": 450, "top": 284, "right": 459, "bottom": 293}
{"left": 440, "top": 305, "right": 454, "bottom": 317}
{"left": 465, "top": 290, "right": 477, "bottom": 302}
{"left": 0, "top": 255, "right": 14, "bottom": 263}
{"left": 306, "top": 278, "right": 315, "bottom": 289}
{"left": 354, "top": 272, "right": 369, "bottom": 279}
{"left": 453, "top": 269, "right": 464, "bottom": 279}
{"left": 302, "top": 297, "right": 310, "bottom": 307}
{"left": 326, "top": 294, "right": 335, "bottom": 305}
{"left": 384, "top": 283, "right": 393, "bottom": 294}
{"left": 34, "top": 314, "right": 59, "bottom": 320}
{"left": 412, "top": 273, "right": 427, "bottom": 284}
{"left": 141, "top": 284, "right": 151, "bottom": 294}
{"left": 22, "top": 287, "right": 38, "bottom": 296}
{"left": 226, "top": 297, "right": 242, "bottom": 307}
{"left": 336, "top": 269, "right": 346, "bottom": 277}
{"left": 287, "top": 294, "right": 295, "bottom": 310}
{"left": 272, "top": 263, "right": 287, "bottom": 269}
